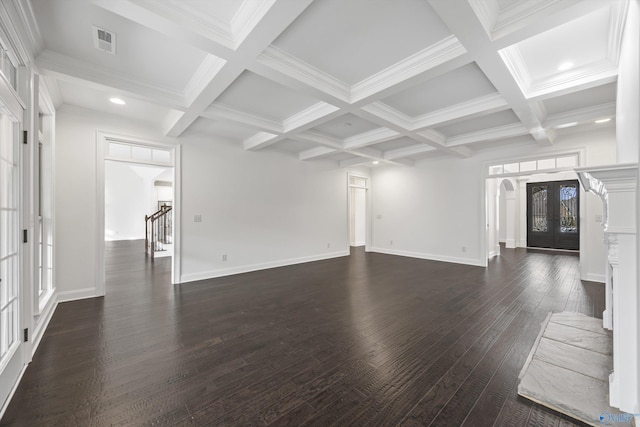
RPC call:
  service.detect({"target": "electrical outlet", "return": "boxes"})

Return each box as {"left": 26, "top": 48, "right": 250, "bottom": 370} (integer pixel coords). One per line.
{"left": 595, "top": 214, "right": 603, "bottom": 222}
{"left": 377, "top": 214, "right": 382, "bottom": 219}
{"left": 390, "top": 240, "right": 393, "bottom": 245}
{"left": 327, "top": 243, "right": 331, "bottom": 248}
{"left": 194, "top": 214, "right": 202, "bottom": 223}
{"left": 222, "top": 254, "right": 227, "bottom": 261}
{"left": 461, "top": 246, "right": 466, "bottom": 253}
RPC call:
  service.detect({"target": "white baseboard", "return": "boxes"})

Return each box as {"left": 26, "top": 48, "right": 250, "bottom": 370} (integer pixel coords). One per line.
{"left": 488, "top": 250, "right": 498, "bottom": 258}
{"left": 31, "top": 295, "right": 58, "bottom": 356}
{"left": 57, "top": 287, "right": 98, "bottom": 303}
{"left": 369, "top": 247, "right": 485, "bottom": 267}
{"left": 505, "top": 238, "right": 516, "bottom": 248}
{"left": 582, "top": 273, "right": 605, "bottom": 283}
{"left": 0, "top": 364, "right": 27, "bottom": 420}
{"left": 180, "top": 250, "right": 351, "bottom": 284}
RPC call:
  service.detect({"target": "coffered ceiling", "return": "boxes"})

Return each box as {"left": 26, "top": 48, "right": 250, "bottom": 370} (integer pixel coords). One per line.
{"left": 26, "top": 0, "right": 626, "bottom": 167}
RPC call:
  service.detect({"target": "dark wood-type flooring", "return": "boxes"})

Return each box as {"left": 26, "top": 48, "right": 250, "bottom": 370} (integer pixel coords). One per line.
{"left": 2, "top": 241, "right": 603, "bottom": 426}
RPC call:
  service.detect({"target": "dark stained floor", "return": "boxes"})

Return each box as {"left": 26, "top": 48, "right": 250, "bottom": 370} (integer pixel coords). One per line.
{"left": 2, "top": 241, "right": 602, "bottom": 426}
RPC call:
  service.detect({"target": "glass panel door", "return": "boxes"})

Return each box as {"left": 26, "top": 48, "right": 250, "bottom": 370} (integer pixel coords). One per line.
{"left": 527, "top": 180, "right": 580, "bottom": 250}
{"left": 0, "top": 109, "right": 22, "bottom": 409}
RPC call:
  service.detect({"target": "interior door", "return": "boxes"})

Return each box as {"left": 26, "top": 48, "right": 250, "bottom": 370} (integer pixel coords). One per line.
{"left": 0, "top": 110, "right": 23, "bottom": 409}
{"left": 527, "top": 180, "right": 579, "bottom": 250}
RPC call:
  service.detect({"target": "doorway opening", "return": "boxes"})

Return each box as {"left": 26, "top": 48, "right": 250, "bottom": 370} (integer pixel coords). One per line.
{"left": 97, "top": 132, "right": 181, "bottom": 295}
{"left": 526, "top": 180, "right": 580, "bottom": 250}
{"left": 348, "top": 174, "right": 368, "bottom": 249}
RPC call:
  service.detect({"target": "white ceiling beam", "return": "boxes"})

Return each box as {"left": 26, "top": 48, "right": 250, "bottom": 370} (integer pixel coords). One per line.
{"left": 447, "top": 123, "right": 529, "bottom": 147}
{"left": 243, "top": 132, "right": 279, "bottom": 151}
{"left": 95, "top": 0, "right": 315, "bottom": 138}
{"left": 429, "top": 0, "right": 555, "bottom": 146}
{"left": 343, "top": 128, "right": 400, "bottom": 150}
{"left": 543, "top": 102, "right": 616, "bottom": 129}
{"left": 384, "top": 144, "right": 435, "bottom": 160}
{"left": 201, "top": 103, "right": 283, "bottom": 134}
{"left": 293, "top": 131, "right": 343, "bottom": 149}
{"left": 350, "top": 35, "right": 468, "bottom": 103}
{"left": 36, "top": 49, "right": 186, "bottom": 110}
{"left": 411, "top": 93, "right": 510, "bottom": 130}
{"left": 282, "top": 102, "right": 341, "bottom": 133}
{"left": 299, "top": 146, "right": 337, "bottom": 161}
{"left": 89, "top": 0, "right": 235, "bottom": 58}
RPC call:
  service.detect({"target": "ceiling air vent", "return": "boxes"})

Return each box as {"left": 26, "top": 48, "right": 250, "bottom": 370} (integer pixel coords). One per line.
{"left": 92, "top": 25, "right": 116, "bottom": 55}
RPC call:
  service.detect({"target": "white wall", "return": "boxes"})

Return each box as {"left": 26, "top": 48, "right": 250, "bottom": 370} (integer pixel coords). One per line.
{"left": 371, "top": 127, "right": 616, "bottom": 279}
{"left": 55, "top": 106, "right": 362, "bottom": 298}
{"left": 105, "top": 161, "right": 155, "bottom": 240}
{"left": 54, "top": 106, "right": 175, "bottom": 299}
{"left": 180, "top": 132, "right": 352, "bottom": 282}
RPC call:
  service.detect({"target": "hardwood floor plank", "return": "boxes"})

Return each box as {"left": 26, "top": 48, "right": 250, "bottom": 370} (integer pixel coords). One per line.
{"left": 0, "top": 242, "right": 601, "bottom": 426}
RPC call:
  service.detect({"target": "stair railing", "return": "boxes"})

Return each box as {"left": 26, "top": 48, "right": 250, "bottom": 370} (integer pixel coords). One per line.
{"left": 145, "top": 204, "right": 173, "bottom": 259}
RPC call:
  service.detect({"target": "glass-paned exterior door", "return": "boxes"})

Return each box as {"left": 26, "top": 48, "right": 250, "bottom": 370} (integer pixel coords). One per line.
{"left": 0, "top": 110, "right": 22, "bottom": 408}
{"left": 526, "top": 180, "right": 580, "bottom": 250}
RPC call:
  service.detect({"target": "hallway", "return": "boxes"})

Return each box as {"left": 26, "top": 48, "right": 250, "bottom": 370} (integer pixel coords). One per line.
{"left": 2, "top": 243, "right": 602, "bottom": 426}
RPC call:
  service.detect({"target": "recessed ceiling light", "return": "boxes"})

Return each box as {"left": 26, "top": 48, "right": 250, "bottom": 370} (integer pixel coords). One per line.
{"left": 555, "top": 122, "right": 578, "bottom": 129}
{"left": 557, "top": 61, "right": 574, "bottom": 71}
{"left": 372, "top": 161, "right": 379, "bottom": 165}
{"left": 595, "top": 118, "right": 611, "bottom": 124}
{"left": 109, "top": 97, "right": 126, "bottom": 105}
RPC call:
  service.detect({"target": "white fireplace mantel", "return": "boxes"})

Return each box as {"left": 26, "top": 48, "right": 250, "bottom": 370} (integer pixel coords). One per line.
{"left": 575, "top": 163, "right": 638, "bottom": 414}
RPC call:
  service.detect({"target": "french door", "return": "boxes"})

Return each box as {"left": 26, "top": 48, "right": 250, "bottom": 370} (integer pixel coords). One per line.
{"left": 527, "top": 180, "right": 580, "bottom": 250}
{"left": 0, "top": 107, "right": 23, "bottom": 409}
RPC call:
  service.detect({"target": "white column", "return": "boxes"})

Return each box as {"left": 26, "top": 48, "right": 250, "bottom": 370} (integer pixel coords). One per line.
{"left": 505, "top": 191, "right": 516, "bottom": 248}
{"left": 576, "top": 164, "right": 638, "bottom": 414}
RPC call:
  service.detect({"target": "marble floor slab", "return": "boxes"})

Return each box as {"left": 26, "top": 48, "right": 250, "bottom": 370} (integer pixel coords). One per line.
{"left": 518, "top": 311, "right": 628, "bottom": 427}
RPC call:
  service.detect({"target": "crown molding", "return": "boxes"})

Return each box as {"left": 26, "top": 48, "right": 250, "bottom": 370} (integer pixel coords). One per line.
{"left": 384, "top": 143, "right": 435, "bottom": 160}
{"left": 467, "top": 0, "right": 499, "bottom": 38}
{"left": 231, "top": 0, "right": 277, "bottom": 48}
{"left": 130, "top": 0, "right": 235, "bottom": 50}
{"left": 202, "top": 102, "right": 283, "bottom": 134}
{"left": 258, "top": 45, "right": 350, "bottom": 103}
{"left": 0, "top": 1, "right": 34, "bottom": 65}
{"left": 298, "top": 146, "right": 336, "bottom": 161}
{"left": 243, "top": 131, "right": 279, "bottom": 150}
{"left": 36, "top": 49, "right": 187, "bottom": 109}
{"left": 528, "top": 60, "right": 618, "bottom": 99}
{"left": 447, "top": 123, "right": 529, "bottom": 147}
{"left": 282, "top": 102, "right": 340, "bottom": 133}
{"left": 360, "top": 102, "right": 413, "bottom": 129}
{"left": 12, "top": 0, "right": 43, "bottom": 58}
{"left": 184, "top": 55, "right": 227, "bottom": 106}
{"left": 351, "top": 35, "right": 467, "bottom": 102}
{"left": 606, "top": 0, "right": 629, "bottom": 66}
{"left": 416, "top": 129, "right": 447, "bottom": 146}
{"left": 411, "top": 93, "right": 509, "bottom": 130}
{"left": 543, "top": 102, "right": 616, "bottom": 129}
{"left": 492, "top": 0, "right": 574, "bottom": 40}
{"left": 293, "top": 130, "right": 343, "bottom": 149}
{"left": 343, "top": 127, "right": 400, "bottom": 150}
{"left": 498, "top": 45, "right": 532, "bottom": 96}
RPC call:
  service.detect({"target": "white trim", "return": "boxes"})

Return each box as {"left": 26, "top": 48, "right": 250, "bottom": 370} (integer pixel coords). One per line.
{"left": 96, "top": 131, "right": 182, "bottom": 294}
{"left": 351, "top": 35, "right": 468, "bottom": 102}
{"left": 370, "top": 247, "right": 485, "bottom": 267}
{"left": 57, "top": 287, "right": 98, "bottom": 303}
{"left": 582, "top": 273, "right": 606, "bottom": 283}
{"left": 0, "top": 363, "right": 26, "bottom": 420}
{"left": 180, "top": 251, "right": 350, "bottom": 284}
{"left": 31, "top": 296, "right": 57, "bottom": 356}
